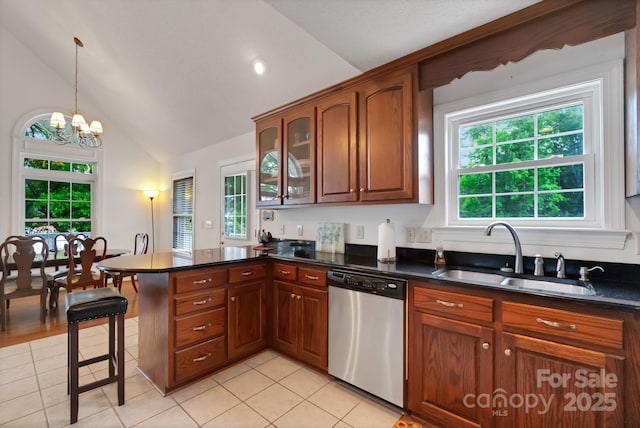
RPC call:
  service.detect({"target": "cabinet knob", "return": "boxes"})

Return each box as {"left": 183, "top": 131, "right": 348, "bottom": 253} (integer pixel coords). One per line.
{"left": 359, "top": 188, "right": 366, "bottom": 192}
{"left": 296, "top": 295, "right": 301, "bottom": 300}
{"left": 290, "top": 293, "right": 295, "bottom": 298}
{"left": 504, "top": 348, "right": 512, "bottom": 357}
{"left": 349, "top": 188, "right": 355, "bottom": 193}
{"left": 230, "top": 296, "right": 236, "bottom": 302}
{"left": 482, "top": 342, "right": 490, "bottom": 350}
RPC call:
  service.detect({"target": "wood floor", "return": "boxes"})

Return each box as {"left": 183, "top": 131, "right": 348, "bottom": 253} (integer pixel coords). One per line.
{"left": 0, "top": 280, "right": 139, "bottom": 348}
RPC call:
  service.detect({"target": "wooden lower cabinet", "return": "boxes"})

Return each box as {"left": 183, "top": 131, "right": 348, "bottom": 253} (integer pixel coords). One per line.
{"left": 272, "top": 262, "right": 328, "bottom": 370}
{"left": 497, "top": 333, "right": 623, "bottom": 428}
{"left": 170, "top": 268, "right": 227, "bottom": 388}
{"left": 409, "top": 311, "right": 494, "bottom": 428}
{"left": 228, "top": 280, "right": 267, "bottom": 360}
{"left": 408, "top": 281, "right": 633, "bottom": 428}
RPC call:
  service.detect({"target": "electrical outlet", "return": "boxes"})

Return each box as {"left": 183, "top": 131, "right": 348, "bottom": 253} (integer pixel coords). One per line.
{"left": 296, "top": 224, "right": 303, "bottom": 236}
{"left": 356, "top": 225, "right": 364, "bottom": 239}
{"left": 279, "top": 224, "right": 285, "bottom": 235}
{"left": 405, "top": 226, "right": 416, "bottom": 243}
{"left": 415, "top": 227, "right": 432, "bottom": 243}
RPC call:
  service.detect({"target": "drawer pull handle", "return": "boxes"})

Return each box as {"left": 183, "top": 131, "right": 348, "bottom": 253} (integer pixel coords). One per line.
{"left": 192, "top": 298, "right": 212, "bottom": 305}
{"left": 536, "top": 317, "right": 577, "bottom": 330}
{"left": 280, "top": 270, "right": 291, "bottom": 275}
{"left": 241, "top": 271, "right": 253, "bottom": 276}
{"left": 436, "top": 299, "right": 463, "bottom": 308}
{"left": 192, "top": 323, "right": 211, "bottom": 332}
{"left": 193, "top": 278, "right": 212, "bottom": 285}
{"left": 192, "top": 353, "right": 212, "bottom": 363}
{"left": 304, "top": 274, "right": 319, "bottom": 280}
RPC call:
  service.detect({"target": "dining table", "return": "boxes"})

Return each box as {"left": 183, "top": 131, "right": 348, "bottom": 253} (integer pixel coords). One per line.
{"left": 3, "top": 248, "right": 129, "bottom": 271}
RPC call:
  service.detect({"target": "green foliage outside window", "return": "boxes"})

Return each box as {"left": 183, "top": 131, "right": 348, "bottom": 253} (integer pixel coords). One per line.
{"left": 458, "top": 105, "right": 585, "bottom": 219}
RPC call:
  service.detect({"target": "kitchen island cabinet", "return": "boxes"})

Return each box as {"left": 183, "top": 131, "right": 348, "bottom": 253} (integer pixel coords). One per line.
{"left": 408, "top": 280, "right": 635, "bottom": 428}
{"left": 227, "top": 263, "right": 267, "bottom": 360}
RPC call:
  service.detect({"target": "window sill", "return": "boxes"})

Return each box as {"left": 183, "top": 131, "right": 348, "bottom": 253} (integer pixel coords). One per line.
{"left": 432, "top": 226, "right": 630, "bottom": 250}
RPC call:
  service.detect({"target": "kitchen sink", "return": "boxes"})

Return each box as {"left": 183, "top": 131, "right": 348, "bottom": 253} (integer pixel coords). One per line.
{"left": 433, "top": 268, "right": 505, "bottom": 284}
{"left": 433, "top": 268, "right": 596, "bottom": 296}
{"left": 500, "top": 277, "right": 596, "bottom": 295}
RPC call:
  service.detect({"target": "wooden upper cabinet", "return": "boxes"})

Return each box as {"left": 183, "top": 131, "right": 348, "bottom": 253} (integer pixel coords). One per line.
{"left": 256, "top": 105, "right": 316, "bottom": 206}
{"left": 316, "top": 90, "right": 359, "bottom": 203}
{"left": 255, "top": 69, "right": 418, "bottom": 206}
{"left": 256, "top": 117, "right": 282, "bottom": 207}
{"left": 283, "top": 104, "right": 315, "bottom": 205}
{"left": 358, "top": 71, "right": 415, "bottom": 202}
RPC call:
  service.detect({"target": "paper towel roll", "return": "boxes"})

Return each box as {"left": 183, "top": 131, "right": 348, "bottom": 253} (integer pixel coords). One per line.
{"left": 377, "top": 219, "right": 397, "bottom": 262}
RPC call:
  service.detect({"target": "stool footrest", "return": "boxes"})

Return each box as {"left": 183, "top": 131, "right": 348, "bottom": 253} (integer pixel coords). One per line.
{"left": 78, "top": 376, "right": 119, "bottom": 394}
{"left": 78, "top": 354, "right": 112, "bottom": 368}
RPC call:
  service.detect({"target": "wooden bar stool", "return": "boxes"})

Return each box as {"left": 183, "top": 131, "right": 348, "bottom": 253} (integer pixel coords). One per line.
{"left": 65, "top": 287, "right": 128, "bottom": 424}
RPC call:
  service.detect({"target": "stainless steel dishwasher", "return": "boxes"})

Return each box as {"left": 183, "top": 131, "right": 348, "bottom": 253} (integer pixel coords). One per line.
{"left": 327, "top": 269, "right": 407, "bottom": 407}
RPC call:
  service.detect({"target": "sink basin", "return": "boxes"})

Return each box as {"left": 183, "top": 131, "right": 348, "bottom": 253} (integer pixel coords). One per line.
{"left": 500, "top": 277, "right": 596, "bottom": 296}
{"left": 433, "top": 268, "right": 596, "bottom": 296}
{"left": 433, "top": 269, "right": 504, "bottom": 284}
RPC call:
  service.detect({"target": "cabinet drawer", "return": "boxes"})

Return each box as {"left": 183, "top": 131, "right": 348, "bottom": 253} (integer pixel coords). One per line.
{"left": 413, "top": 287, "right": 493, "bottom": 323}
{"left": 174, "top": 308, "right": 225, "bottom": 348}
{"left": 174, "top": 268, "right": 226, "bottom": 294}
{"left": 298, "top": 267, "right": 326, "bottom": 288}
{"left": 502, "top": 302, "right": 623, "bottom": 349}
{"left": 174, "top": 336, "right": 226, "bottom": 383}
{"left": 273, "top": 263, "right": 298, "bottom": 281}
{"left": 174, "top": 288, "right": 225, "bottom": 316}
{"left": 228, "top": 263, "right": 266, "bottom": 283}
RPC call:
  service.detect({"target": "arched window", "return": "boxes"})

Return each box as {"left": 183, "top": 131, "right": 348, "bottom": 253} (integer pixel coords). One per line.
{"left": 12, "top": 112, "right": 103, "bottom": 249}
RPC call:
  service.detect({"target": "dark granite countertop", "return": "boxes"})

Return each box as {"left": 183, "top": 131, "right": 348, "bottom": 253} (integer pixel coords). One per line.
{"left": 98, "top": 243, "right": 640, "bottom": 310}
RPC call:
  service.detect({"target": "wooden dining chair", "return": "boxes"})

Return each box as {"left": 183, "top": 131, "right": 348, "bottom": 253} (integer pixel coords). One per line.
{"left": 46, "top": 233, "right": 88, "bottom": 308}
{"left": 0, "top": 235, "right": 49, "bottom": 331}
{"left": 105, "top": 233, "right": 148, "bottom": 292}
{"left": 51, "top": 236, "right": 107, "bottom": 308}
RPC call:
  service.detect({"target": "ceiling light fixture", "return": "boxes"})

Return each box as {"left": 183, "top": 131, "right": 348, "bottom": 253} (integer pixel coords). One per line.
{"left": 253, "top": 59, "right": 266, "bottom": 75}
{"left": 49, "top": 37, "right": 103, "bottom": 148}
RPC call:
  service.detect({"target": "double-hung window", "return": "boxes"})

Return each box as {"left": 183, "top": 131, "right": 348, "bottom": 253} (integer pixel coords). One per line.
{"left": 445, "top": 78, "right": 611, "bottom": 229}
{"left": 172, "top": 175, "right": 194, "bottom": 252}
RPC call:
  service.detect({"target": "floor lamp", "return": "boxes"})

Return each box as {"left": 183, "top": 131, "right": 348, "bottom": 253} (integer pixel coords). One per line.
{"left": 144, "top": 190, "right": 159, "bottom": 252}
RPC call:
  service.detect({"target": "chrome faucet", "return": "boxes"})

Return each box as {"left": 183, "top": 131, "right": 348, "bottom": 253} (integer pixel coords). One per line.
{"left": 555, "top": 252, "right": 565, "bottom": 279}
{"left": 484, "top": 221, "right": 523, "bottom": 274}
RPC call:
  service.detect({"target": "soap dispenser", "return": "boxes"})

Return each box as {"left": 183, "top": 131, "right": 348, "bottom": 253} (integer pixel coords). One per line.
{"left": 434, "top": 245, "right": 446, "bottom": 267}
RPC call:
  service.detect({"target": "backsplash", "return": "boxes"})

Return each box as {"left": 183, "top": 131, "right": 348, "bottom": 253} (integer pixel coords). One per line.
{"left": 345, "top": 244, "right": 640, "bottom": 286}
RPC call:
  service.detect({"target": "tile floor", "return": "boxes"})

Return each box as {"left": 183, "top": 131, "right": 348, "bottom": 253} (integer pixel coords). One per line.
{"left": 0, "top": 317, "right": 402, "bottom": 427}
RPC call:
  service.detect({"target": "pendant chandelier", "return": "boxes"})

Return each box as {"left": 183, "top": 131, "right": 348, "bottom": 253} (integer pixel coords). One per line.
{"left": 49, "top": 37, "right": 103, "bottom": 148}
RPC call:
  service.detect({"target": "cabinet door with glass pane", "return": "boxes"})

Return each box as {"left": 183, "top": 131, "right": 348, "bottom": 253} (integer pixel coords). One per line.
{"left": 282, "top": 105, "right": 315, "bottom": 205}
{"left": 257, "top": 117, "right": 282, "bottom": 207}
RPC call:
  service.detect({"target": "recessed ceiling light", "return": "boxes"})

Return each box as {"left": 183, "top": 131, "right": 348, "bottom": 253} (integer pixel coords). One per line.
{"left": 253, "top": 59, "right": 266, "bottom": 75}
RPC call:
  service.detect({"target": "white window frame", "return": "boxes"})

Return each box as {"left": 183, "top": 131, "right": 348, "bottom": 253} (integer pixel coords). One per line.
{"left": 220, "top": 156, "right": 257, "bottom": 246}
{"left": 446, "top": 82, "right": 599, "bottom": 228}
{"left": 432, "top": 60, "right": 628, "bottom": 249}
{"left": 171, "top": 169, "right": 195, "bottom": 253}
{"left": 11, "top": 110, "right": 104, "bottom": 238}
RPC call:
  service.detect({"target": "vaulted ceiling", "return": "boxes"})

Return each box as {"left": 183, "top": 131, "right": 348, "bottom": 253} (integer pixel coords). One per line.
{"left": 0, "top": 0, "right": 539, "bottom": 162}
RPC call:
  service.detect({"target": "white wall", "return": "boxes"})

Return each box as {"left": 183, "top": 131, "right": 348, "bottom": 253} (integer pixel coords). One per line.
{"left": 0, "top": 26, "right": 161, "bottom": 251}
{"left": 156, "top": 132, "right": 255, "bottom": 251}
